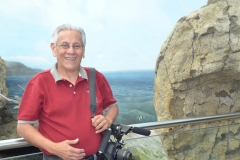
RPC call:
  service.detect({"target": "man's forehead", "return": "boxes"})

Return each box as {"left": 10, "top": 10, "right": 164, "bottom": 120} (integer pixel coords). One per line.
{"left": 58, "top": 30, "right": 82, "bottom": 36}
{"left": 57, "top": 30, "right": 82, "bottom": 41}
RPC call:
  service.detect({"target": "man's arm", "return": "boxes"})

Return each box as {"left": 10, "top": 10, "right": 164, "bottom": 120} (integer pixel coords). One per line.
{"left": 92, "top": 104, "right": 118, "bottom": 133}
{"left": 17, "top": 124, "right": 86, "bottom": 159}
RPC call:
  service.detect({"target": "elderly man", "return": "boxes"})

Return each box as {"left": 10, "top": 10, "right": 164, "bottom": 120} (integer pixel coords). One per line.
{"left": 17, "top": 24, "right": 118, "bottom": 160}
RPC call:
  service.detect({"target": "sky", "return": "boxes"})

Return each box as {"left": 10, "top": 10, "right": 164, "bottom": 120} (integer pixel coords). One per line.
{"left": 0, "top": 0, "right": 207, "bottom": 72}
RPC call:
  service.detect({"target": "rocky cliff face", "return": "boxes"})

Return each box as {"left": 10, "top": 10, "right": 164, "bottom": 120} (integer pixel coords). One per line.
{"left": 154, "top": 0, "right": 240, "bottom": 159}
{"left": 0, "top": 58, "right": 8, "bottom": 107}
{"left": 0, "top": 57, "right": 18, "bottom": 140}
{"left": 0, "top": 58, "right": 12, "bottom": 124}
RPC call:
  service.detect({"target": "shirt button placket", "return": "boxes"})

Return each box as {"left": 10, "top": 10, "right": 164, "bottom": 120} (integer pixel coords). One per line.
{"left": 69, "top": 84, "right": 76, "bottom": 94}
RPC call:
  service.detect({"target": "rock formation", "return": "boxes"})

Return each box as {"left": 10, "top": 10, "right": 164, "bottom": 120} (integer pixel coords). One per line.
{"left": 5, "top": 61, "right": 42, "bottom": 76}
{"left": 0, "top": 57, "right": 18, "bottom": 140}
{"left": 154, "top": 0, "right": 240, "bottom": 159}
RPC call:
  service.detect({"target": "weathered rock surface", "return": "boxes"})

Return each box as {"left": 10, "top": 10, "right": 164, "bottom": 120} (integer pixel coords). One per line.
{"left": 124, "top": 130, "right": 167, "bottom": 160}
{"left": 154, "top": 0, "right": 240, "bottom": 159}
{"left": 0, "top": 58, "right": 8, "bottom": 112}
{"left": 0, "top": 57, "right": 18, "bottom": 140}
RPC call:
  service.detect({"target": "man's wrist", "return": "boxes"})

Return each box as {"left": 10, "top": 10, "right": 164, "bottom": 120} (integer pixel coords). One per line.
{"left": 105, "top": 117, "right": 113, "bottom": 128}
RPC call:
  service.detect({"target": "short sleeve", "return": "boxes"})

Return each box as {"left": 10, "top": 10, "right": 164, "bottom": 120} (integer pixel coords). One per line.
{"left": 17, "top": 80, "right": 43, "bottom": 122}
{"left": 96, "top": 71, "right": 117, "bottom": 110}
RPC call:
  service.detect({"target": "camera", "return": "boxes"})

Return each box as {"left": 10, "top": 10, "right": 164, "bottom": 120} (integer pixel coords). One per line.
{"left": 98, "top": 124, "right": 150, "bottom": 160}
{"left": 104, "top": 142, "right": 132, "bottom": 160}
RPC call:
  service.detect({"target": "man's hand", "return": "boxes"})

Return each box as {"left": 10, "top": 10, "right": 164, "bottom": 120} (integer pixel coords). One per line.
{"left": 17, "top": 124, "right": 86, "bottom": 160}
{"left": 92, "top": 115, "right": 111, "bottom": 133}
{"left": 51, "top": 138, "right": 86, "bottom": 160}
{"left": 92, "top": 105, "right": 119, "bottom": 133}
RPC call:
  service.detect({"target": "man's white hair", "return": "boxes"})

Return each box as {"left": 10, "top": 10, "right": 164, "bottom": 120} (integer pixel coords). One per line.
{"left": 52, "top": 24, "right": 86, "bottom": 47}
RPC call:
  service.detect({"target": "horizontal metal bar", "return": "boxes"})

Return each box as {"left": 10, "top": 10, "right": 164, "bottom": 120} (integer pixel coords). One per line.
{"left": 0, "top": 138, "right": 31, "bottom": 151}
{"left": 0, "top": 152, "right": 42, "bottom": 160}
{"left": 131, "top": 112, "right": 240, "bottom": 130}
{"left": 1, "top": 112, "right": 240, "bottom": 151}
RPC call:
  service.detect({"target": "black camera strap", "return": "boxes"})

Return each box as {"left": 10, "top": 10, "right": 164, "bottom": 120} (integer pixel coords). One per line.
{"left": 89, "top": 67, "right": 97, "bottom": 118}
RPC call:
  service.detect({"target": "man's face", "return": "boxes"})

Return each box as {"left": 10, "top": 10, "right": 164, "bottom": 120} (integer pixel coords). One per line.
{"left": 51, "top": 30, "right": 85, "bottom": 72}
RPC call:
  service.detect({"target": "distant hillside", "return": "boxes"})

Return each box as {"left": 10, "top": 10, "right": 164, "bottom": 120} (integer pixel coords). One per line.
{"left": 5, "top": 61, "right": 42, "bottom": 76}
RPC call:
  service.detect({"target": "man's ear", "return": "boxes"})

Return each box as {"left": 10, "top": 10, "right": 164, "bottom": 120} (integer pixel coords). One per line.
{"left": 82, "top": 47, "right": 85, "bottom": 56}
{"left": 50, "top": 43, "right": 57, "bottom": 57}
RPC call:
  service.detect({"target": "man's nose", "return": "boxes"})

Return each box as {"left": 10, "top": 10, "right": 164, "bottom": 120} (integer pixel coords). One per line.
{"left": 66, "top": 46, "right": 76, "bottom": 53}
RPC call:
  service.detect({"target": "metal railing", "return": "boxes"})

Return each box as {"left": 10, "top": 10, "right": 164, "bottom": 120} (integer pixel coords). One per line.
{"left": 1, "top": 112, "right": 240, "bottom": 151}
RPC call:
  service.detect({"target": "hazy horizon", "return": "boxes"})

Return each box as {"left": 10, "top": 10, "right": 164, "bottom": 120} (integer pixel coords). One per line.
{"left": 4, "top": 59, "right": 156, "bottom": 73}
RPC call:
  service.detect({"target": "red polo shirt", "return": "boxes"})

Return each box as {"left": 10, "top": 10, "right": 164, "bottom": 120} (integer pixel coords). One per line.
{"left": 17, "top": 65, "right": 117, "bottom": 156}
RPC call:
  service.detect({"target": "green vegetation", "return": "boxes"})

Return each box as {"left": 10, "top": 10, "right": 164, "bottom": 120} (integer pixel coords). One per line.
{"left": 123, "top": 136, "right": 168, "bottom": 160}
{"left": 129, "top": 148, "right": 167, "bottom": 160}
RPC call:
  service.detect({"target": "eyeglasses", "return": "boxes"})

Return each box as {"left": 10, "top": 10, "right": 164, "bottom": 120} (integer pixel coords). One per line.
{"left": 56, "top": 43, "right": 84, "bottom": 50}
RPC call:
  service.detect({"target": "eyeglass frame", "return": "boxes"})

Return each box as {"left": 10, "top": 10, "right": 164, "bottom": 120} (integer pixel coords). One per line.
{"left": 55, "top": 43, "right": 84, "bottom": 50}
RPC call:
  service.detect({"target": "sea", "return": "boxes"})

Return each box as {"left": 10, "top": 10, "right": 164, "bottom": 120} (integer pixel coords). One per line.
{"left": 6, "top": 70, "right": 157, "bottom": 125}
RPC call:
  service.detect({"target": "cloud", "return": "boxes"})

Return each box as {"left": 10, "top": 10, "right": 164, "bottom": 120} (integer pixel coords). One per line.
{"left": 0, "top": 0, "right": 207, "bottom": 71}
{"left": 0, "top": 0, "right": 172, "bottom": 31}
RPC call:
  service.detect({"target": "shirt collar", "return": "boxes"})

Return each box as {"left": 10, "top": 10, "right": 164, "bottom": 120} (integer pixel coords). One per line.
{"left": 50, "top": 63, "right": 88, "bottom": 82}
